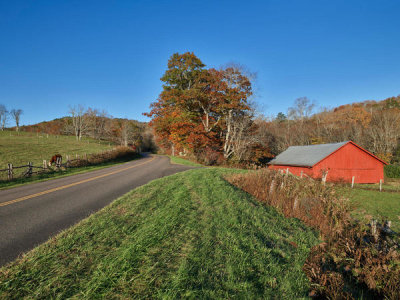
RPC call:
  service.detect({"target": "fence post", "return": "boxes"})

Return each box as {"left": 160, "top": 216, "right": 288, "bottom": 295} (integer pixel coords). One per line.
{"left": 56, "top": 157, "right": 62, "bottom": 169}
{"left": 300, "top": 171, "right": 303, "bottom": 178}
{"left": 351, "top": 176, "right": 355, "bottom": 188}
{"left": 28, "top": 162, "right": 33, "bottom": 177}
{"left": 269, "top": 179, "right": 275, "bottom": 195}
{"left": 379, "top": 179, "right": 383, "bottom": 192}
{"left": 293, "top": 197, "right": 299, "bottom": 211}
{"left": 43, "top": 160, "right": 47, "bottom": 169}
{"left": 286, "top": 168, "right": 289, "bottom": 176}
{"left": 322, "top": 171, "right": 329, "bottom": 186}
{"left": 7, "top": 163, "right": 13, "bottom": 180}
{"left": 371, "top": 219, "right": 378, "bottom": 242}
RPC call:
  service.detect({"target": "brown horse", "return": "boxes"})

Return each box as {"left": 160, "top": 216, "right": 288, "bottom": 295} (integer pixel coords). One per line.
{"left": 49, "top": 154, "right": 62, "bottom": 166}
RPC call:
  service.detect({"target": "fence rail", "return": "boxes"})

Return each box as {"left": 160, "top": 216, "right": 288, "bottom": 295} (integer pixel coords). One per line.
{"left": 0, "top": 148, "right": 137, "bottom": 182}
{"left": 0, "top": 157, "right": 67, "bottom": 180}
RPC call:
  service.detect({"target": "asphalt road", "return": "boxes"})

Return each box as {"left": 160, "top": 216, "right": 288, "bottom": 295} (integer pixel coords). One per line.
{"left": 0, "top": 155, "right": 194, "bottom": 267}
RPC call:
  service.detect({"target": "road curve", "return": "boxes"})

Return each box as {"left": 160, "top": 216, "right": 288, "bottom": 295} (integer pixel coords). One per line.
{"left": 0, "top": 155, "right": 194, "bottom": 266}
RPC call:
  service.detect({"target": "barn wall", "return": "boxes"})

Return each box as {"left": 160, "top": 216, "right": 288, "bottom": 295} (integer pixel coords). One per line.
{"left": 268, "top": 165, "right": 313, "bottom": 177}
{"left": 314, "top": 143, "right": 384, "bottom": 183}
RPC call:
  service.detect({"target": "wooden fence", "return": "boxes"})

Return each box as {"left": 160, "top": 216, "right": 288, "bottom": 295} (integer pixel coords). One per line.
{"left": 0, "top": 154, "right": 90, "bottom": 181}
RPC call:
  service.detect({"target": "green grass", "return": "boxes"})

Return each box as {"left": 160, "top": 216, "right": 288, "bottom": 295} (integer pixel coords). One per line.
{"left": 169, "top": 155, "right": 203, "bottom": 167}
{"left": 0, "top": 168, "right": 318, "bottom": 299}
{"left": 340, "top": 187, "right": 400, "bottom": 232}
{"left": 0, "top": 131, "right": 113, "bottom": 172}
{"left": 354, "top": 178, "right": 400, "bottom": 192}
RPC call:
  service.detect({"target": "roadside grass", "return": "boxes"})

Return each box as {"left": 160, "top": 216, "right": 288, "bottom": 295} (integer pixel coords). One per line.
{"left": 340, "top": 187, "right": 400, "bottom": 232}
{"left": 168, "top": 155, "right": 203, "bottom": 167}
{"left": 0, "top": 168, "right": 318, "bottom": 299}
{"left": 0, "top": 131, "right": 113, "bottom": 171}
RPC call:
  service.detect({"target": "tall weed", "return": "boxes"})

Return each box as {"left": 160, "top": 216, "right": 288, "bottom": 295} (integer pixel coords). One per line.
{"left": 66, "top": 146, "right": 139, "bottom": 167}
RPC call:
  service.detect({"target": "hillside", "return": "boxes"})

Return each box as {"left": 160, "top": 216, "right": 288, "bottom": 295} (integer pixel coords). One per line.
{"left": 18, "top": 114, "right": 155, "bottom": 152}
{"left": 0, "top": 168, "right": 318, "bottom": 298}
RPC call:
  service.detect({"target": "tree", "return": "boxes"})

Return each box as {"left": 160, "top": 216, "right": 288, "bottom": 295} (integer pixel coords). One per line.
{"left": 288, "top": 97, "right": 315, "bottom": 122}
{"left": 10, "top": 109, "right": 23, "bottom": 131}
{"left": 367, "top": 108, "right": 400, "bottom": 162}
{"left": 220, "top": 66, "right": 252, "bottom": 158}
{"left": 146, "top": 52, "right": 208, "bottom": 155}
{"left": 120, "top": 119, "right": 140, "bottom": 147}
{"left": 69, "top": 105, "right": 89, "bottom": 140}
{"left": 146, "top": 52, "right": 255, "bottom": 164}
{"left": 0, "top": 104, "right": 8, "bottom": 131}
{"left": 276, "top": 112, "right": 287, "bottom": 123}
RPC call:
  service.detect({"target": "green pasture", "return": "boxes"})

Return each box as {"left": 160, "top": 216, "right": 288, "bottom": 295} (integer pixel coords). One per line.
{"left": 0, "top": 131, "right": 113, "bottom": 179}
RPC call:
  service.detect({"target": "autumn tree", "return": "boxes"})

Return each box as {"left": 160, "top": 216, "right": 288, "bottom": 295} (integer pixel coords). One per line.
{"left": 367, "top": 108, "right": 400, "bottom": 162}
{"left": 146, "top": 52, "right": 207, "bottom": 156}
{"left": 146, "top": 52, "right": 259, "bottom": 164}
{"left": 219, "top": 67, "right": 252, "bottom": 159}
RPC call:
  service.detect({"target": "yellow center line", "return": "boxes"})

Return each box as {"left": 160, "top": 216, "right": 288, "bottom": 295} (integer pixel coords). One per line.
{"left": 0, "top": 156, "right": 156, "bottom": 208}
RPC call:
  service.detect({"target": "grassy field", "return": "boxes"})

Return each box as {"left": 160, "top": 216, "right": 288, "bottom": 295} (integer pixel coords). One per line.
{"left": 0, "top": 131, "right": 114, "bottom": 181}
{"left": 338, "top": 178, "right": 400, "bottom": 231}
{"left": 0, "top": 168, "right": 318, "bottom": 299}
{"left": 343, "top": 187, "right": 400, "bottom": 232}
{"left": 0, "top": 131, "right": 113, "bottom": 169}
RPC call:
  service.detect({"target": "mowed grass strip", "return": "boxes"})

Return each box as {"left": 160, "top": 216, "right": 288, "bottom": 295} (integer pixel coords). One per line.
{"left": 0, "top": 131, "right": 112, "bottom": 170}
{"left": 0, "top": 168, "right": 318, "bottom": 299}
{"left": 169, "top": 155, "right": 203, "bottom": 167}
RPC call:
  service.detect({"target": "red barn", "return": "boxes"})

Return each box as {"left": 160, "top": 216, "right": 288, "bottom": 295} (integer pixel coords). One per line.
{"left": 268, "top": 141, "right": 387, "bottom": 183}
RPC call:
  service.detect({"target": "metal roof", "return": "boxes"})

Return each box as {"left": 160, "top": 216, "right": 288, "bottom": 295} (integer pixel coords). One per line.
{"left": 268, "top": 141, "right": 349, "bottom": 167}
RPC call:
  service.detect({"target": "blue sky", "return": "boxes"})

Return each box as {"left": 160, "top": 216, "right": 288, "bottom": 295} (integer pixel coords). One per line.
{"left": 1, "top": 0, "right": 400, "bottom": 125}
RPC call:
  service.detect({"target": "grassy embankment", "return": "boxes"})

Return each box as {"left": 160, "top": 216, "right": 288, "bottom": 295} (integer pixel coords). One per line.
{"left": 0, "top": 131, "right": 135, "bottom": 189}
{"left": 168, "top": 155, "right": 203, "bottom": 167}
{"left": 0, "top": 168, "right": 318, "bottom": 299}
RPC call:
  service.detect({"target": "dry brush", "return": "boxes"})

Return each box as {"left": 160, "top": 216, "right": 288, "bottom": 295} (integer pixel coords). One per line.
{"left": 226, "top": 169, "right": 400, "bottom": 298}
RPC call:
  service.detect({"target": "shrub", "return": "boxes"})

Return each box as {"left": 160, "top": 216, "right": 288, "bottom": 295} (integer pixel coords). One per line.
{"left": 226, "top": 169, "right": 400, "bottom": 299}
{"left": 66, "top": 146, "right": 139, "bottom": 168}
{"left": 194, "top": 147, "right": 223, "bottom": 166}
{"left": 385, "top": 164, "right": 400, "bottom": 178}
